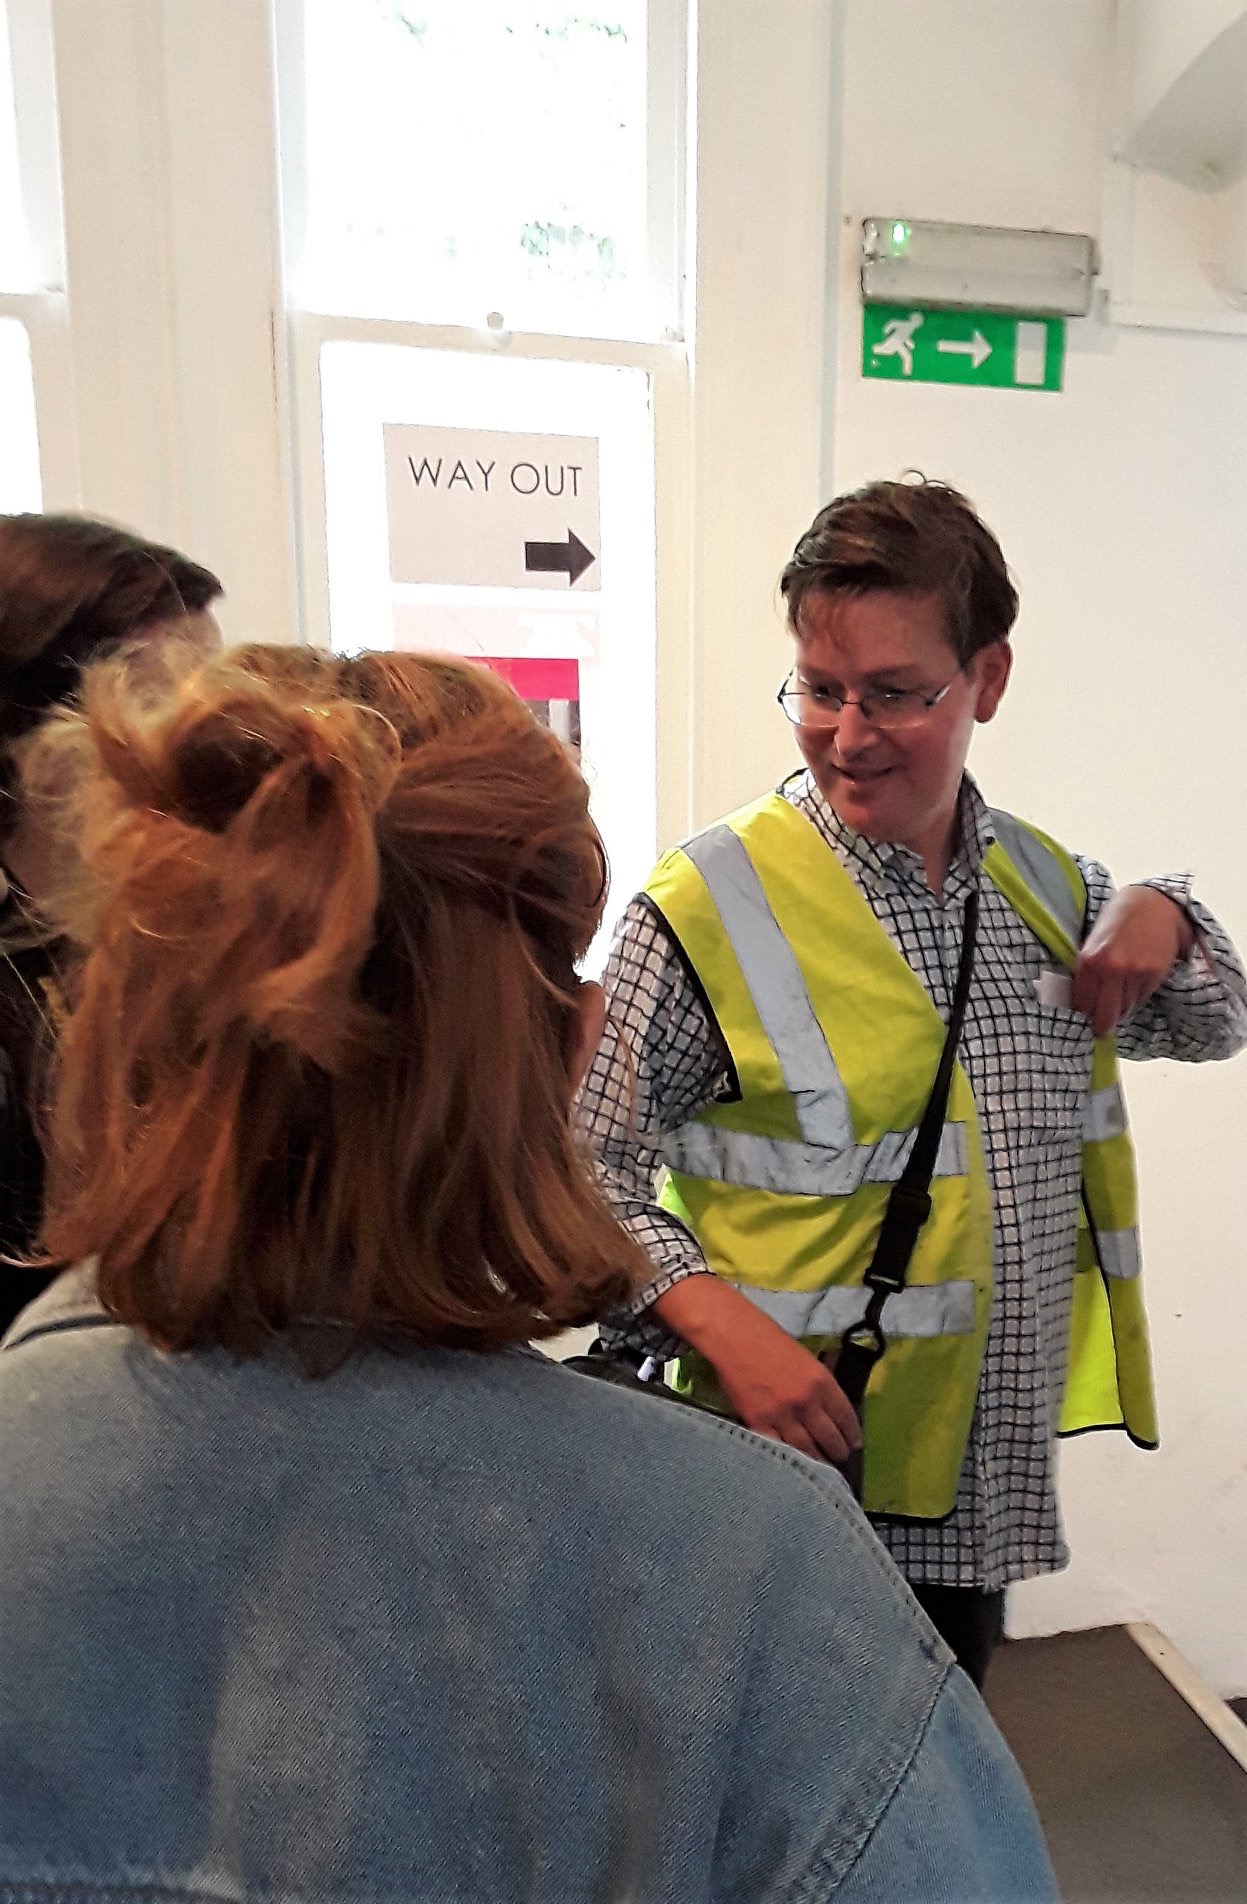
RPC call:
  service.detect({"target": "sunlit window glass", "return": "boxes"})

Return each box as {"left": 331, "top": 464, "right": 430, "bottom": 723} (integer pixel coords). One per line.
{"left": 0, "top": 317, "right": 41, "bottom": 509}
{"left": 292, "top": 0, "right": 653, "bottom": 337}
{"left": 0, "top": 3, "right": 35, "bottom": 291}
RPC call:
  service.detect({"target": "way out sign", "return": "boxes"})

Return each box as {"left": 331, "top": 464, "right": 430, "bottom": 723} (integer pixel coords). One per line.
{"left": 862, "top": 304, "right": 1065, "bottom": 393}
{"left": 384, "top": 425, "right": 601, "bottom": 590}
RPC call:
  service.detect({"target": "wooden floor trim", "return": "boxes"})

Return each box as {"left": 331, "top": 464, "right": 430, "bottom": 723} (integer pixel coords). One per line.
{"left": 1126, "top": 1620, "right": 1247, "bottom": 1777}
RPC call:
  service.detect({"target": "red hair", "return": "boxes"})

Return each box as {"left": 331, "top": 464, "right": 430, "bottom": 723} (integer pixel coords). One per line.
{"left": 32, "top": 646, "right": 644, "bottom": 1356}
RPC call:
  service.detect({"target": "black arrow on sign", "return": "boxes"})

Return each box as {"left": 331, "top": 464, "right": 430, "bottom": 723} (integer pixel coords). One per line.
{"left": 524, "top": 529, "right": 596, "bottom": 586}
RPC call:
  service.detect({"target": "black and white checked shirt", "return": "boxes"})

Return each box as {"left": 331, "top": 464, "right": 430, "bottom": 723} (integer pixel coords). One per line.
{"left": 578, "top": 772, "right": 1247, "bottom": 1589}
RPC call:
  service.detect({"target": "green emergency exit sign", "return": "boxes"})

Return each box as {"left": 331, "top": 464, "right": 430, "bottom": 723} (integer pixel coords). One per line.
{"left": 862, "top": 304, "right": 1065, "bottom": 392}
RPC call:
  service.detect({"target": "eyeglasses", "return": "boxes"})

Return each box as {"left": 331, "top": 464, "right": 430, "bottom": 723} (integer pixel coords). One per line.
{"left": 776, "top": 667, "right": 962, "bottom": 732}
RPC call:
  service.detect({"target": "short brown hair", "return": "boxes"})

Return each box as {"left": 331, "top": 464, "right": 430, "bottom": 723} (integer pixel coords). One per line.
{"left": 779, "top": 477, "right": 1018, "bottom": 662}
{"left": 30, "top": 646, "right": 645, "bottom": 1358}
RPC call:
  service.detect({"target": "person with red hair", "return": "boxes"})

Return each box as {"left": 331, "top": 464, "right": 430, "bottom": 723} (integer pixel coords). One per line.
{"left": 0, "top": 642, "right": 1055, "bottom": 1899}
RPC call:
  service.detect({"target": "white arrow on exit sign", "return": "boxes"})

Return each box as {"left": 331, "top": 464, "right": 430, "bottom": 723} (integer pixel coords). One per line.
{"left": 936, "top": 330, "right": 992, "bottom": 369}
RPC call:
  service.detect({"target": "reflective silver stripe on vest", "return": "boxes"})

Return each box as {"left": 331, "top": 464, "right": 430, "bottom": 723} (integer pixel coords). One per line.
{"left": 1084, "top": 1082, "right": 1127, "bottom": 1143}
{"left": 732, "top": 1278, "right": 976, "bottom": 1339}
{"left": 989, "top": 809, "right": 1084, "bottom": 945}
{"left": 681, "top": 824, "right": 854, "bottom": 1150}
{"left": 1096, "top": 1227, "right": 1142, "bottom": 1280}
{"left": 664, "top": 1119, "right": 968, "bottom": 1196}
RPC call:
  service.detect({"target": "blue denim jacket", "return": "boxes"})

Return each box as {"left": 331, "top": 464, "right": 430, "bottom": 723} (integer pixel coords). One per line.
{"left": 0, "top": 1273, "right": 1056, "bottom": 1902}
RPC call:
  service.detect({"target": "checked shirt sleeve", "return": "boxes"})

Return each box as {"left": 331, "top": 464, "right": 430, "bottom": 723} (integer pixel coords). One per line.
{"left": 576, "top": 897, "right": 731, "bottom": 1357}
{"left": 1078, "top": 858, "right": 1247, "bottom": 1062}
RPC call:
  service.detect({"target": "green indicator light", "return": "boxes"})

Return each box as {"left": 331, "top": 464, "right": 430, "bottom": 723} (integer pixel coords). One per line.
{"left": 890, "top": 221, "right": 911, "bottom": 249}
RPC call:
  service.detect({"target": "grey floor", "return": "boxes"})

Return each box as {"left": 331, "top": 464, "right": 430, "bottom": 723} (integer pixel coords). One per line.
{"left": 985, "top": 1627, "right": 1247, "bottom": 1903}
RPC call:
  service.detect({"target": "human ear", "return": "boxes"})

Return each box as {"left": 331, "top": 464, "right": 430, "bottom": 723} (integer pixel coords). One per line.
{"left": 972, "top": 640, "right": 1013, "bottom": 723}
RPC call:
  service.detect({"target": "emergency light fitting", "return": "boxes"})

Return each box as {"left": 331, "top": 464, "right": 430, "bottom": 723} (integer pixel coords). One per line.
{"left": 861, "top": 218, "right": 1098, "bottom": 318}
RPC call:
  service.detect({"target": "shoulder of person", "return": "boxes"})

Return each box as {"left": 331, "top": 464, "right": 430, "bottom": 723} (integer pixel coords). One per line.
{"left": 531, "top": 1350, "right": 941, "bottom": 1620}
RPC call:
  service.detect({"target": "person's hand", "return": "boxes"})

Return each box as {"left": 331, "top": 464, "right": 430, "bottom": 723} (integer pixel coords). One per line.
{"left": 712, "top": 1314, "right": 863, "bottom": 1466}
{"left": 655, "top": 1274, "right": 862, "bottom": 1466}
{"left": 1071, "top": 885, "right": 1196, "bottom": 1037}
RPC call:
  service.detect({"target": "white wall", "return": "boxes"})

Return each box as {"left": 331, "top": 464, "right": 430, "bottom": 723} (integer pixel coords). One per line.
{"left": 685, "top": 0, "right": 836, "bottom": 828}
{"left": 1124, "top": 0, "right": 1246, "bottom": 132}
{"left": 832, "top": 0, "right": 1247, "bottom": 1695}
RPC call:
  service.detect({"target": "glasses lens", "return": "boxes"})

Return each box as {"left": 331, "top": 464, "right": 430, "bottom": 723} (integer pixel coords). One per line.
{"left": 863, "top": 692, "right": 926, "bottom": 731}
{"left": 798, "top": 694, "right": 842, "bottom": 728}
{"left": 780, "top": 677, "right": 835, "bottom": 728}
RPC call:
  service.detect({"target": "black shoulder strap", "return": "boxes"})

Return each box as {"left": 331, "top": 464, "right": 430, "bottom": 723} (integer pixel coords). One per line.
{"left": 833, "top": 886, "right": 979, "bottom": 1415}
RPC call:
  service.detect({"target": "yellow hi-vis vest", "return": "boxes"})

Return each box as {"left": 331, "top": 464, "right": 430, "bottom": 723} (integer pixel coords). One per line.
{"left": 644, "top": 793, "right": 1158, "bottom": 1521}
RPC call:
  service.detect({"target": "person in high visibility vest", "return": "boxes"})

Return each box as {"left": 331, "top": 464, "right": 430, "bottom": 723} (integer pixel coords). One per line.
{"left": 579, "top": 476, "right": 1247, "bottom": 1687}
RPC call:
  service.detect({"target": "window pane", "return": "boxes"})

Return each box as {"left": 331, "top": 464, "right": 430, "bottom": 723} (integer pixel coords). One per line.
{"left": 0, "top": 316, "right": 41, "bottom": 508}
{"left": 0, "top": 2, "right": 35, "bottom": 290}
{"left": 318, "top": 340, "right": 656, "bottom": 966}
{"left": 292, "top": 1, "right": 658, "bottom": 339}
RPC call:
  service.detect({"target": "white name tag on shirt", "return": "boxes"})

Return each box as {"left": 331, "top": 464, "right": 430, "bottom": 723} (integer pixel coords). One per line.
{"left": 1034, "top": 969, "right": 1074, "bottom": 1010}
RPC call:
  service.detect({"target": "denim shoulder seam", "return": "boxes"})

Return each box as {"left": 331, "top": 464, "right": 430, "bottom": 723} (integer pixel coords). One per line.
{"left": 699, "top": 1417, "right": 953, "bottom": 1902}
{"left": 789, "top": 1660, "right": 955, "bottom": 1904}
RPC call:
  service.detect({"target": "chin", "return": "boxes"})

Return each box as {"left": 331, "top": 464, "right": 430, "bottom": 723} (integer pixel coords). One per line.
{"left": 828, "top": 789, "right": 902, "bottom": 842}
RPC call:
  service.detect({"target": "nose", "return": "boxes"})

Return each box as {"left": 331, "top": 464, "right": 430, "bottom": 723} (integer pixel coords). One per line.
{"left": 830, "top": 700, "right": 879, "bottom": 758}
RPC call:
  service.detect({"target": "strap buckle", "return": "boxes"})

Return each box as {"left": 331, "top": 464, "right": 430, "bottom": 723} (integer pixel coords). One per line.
{"left": 841, "top": 1314, "right": 887, "bottom": 1365}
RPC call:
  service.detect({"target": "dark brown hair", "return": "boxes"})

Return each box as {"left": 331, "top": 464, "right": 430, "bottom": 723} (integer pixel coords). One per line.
{"left": 29, "top": 646, "right": 645, "bottom": 1358}
{"left": 0, "top": 513, "right": 222, "bottom": 780}
{"left": 779, "top": 476, "right": 1019, "bottom": 662}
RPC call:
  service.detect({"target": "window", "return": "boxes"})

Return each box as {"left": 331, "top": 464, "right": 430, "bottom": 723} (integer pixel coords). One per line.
{"left": 317, "top": 340, "right": 657, "bottom": 940}
{"left": 0, "top": 0, "right": 34, "bottom": 292}
{"left": 0, "top": 315, "right": 39, "bottom": 508}
{"left": 0, "top": 0, "right": 70, "bottom": 509}
{"left": 0, "top": 3, "right": 40, "bottom": 505}
{"left": 285, "top": 0, "right": 678, "bottom": 342}
{"left": 280, "top": 0, "right": 688, "bottom": 948}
